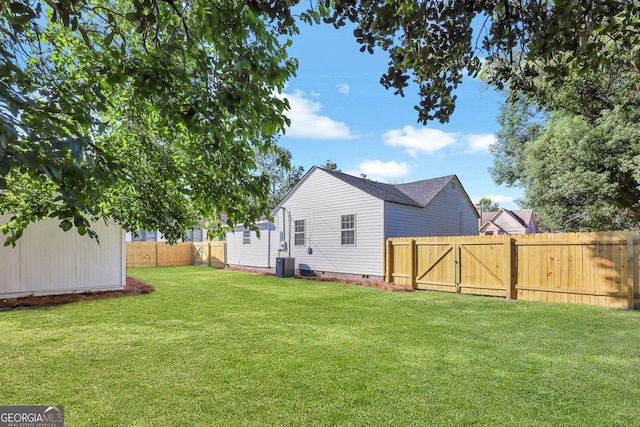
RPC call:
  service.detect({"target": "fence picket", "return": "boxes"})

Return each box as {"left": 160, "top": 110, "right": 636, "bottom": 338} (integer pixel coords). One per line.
{"left": 127, "top": 242, "right": 226, "bottom": 268}
{"left": 385, "top": 231, "right": 640, "bottom": 309}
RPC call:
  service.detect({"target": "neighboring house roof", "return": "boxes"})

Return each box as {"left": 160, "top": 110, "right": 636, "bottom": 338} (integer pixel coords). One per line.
{"left": 479, "top": 209, "right": 538, "bottom": 233}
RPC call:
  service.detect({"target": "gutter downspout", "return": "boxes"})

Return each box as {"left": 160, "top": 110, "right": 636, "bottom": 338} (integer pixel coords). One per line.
{"left": 267, "top": 220, "right": 271, "bottom": 268}
{"left": 288, "top": 210, "right": 292, "bottom": 258}
{"left": 281, "top": 207, "right": 286, "bottom": 254}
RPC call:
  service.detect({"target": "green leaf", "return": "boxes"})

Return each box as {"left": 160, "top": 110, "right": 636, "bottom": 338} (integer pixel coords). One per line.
{"left": 12, "top": 13, "right": 33, "bottom": 25}
{"left": 104, "top": 32, "right": 114, "bottom": 46}
{"left": 9, "top": 2, "right": 30, "bottom": 14}
{"left": 60, "top": 220, "right": 72, "bottom": 232}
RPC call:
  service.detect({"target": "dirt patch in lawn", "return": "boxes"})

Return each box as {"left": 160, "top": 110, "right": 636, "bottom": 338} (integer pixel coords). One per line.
{"left": 225, "top": 266, "right": 414, "bottom": 292}
{"left": 0, "top": 277, "right": 155, "bottom": 311}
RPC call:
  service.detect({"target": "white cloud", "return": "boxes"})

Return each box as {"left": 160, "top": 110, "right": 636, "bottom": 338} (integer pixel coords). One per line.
{"left": 336, "top": 83, "right": 350, "bottom": 95}
{"left": 382, "top": 126, "right": 497, "bottom": 156}
{"left": 346, "top": 160, "right": 412, "bottom": 182}
{"left": 280, "top": 90, "right": 359, "bottom": 140}
{"left": 382, "top": 126, "right": 459, "bottom": 157}
{"left": 463, "top": 133, "right": 496, "bottom": 154}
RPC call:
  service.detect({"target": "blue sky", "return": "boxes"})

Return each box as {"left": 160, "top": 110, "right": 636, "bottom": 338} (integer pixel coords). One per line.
{"left": 275, "top": 20, "right": 521, "bottom": 210}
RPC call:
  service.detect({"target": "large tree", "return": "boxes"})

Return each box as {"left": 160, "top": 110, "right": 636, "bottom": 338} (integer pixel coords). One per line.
{"left": 489, "top": 48, "right": 640, "bottom": 231}
{"left": 478, "top": 197, "right": 500, "bottom": 213}
{"left": 255, "top": 147, "right": 305, "bottom": 209}
{"left": 324, "top": 0, "right": 640, "bottom": 123}
{"left": 489, "top": 94, "right": 546, "bottom": 188}
{"left": 2, "top": 0, "right": 639, "bottom": 243}
{"left": 523, "top": 109, "right": 640, "bottom": 231}
{"left": 1, "top": 0, "right": 295, "bottom": 244}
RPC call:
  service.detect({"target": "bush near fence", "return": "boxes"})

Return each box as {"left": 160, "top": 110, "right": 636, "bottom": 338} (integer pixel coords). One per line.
{"left": 385, "top": 232, "right": 640, "bottom": 309}
{"left": 127, "top": 241, "right": 226, "bottom": 268}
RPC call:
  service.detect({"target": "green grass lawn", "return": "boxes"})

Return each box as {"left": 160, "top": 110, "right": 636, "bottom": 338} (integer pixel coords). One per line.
{"left": 2, "top": 266, "right": 640, "bottom": 426}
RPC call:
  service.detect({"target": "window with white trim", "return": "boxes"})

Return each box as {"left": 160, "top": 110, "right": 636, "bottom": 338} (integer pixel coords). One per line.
{"left": 242, "top": 230, "right": 251, "bottom": 245}
{"left": 341, "top": 214, "right": 355, "bottom": 245}
{"left": 294, "top": 220, "right": 305, "bottom": 246}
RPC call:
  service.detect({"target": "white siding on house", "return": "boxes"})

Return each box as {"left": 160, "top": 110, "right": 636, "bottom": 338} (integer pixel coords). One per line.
{"left": 0, "top": 215, "right": 125, "bottom": 298}
{"left": 273, "top": 169, "right": 385, "bottom": 277}
{"left": 384, "top": 203, "right": 429, "bottom": 237}
{"left": 226, "top": 170, "right": 479, "bottom": 278}
{"left": 226, "top": 221, "right": 275, "bottom": 268}
{"left": 226, "top": 168, "right": 386, "bottom": 277}
{"left": 421, "top": 179, "right": 478, "bottom": 236}
{"left": 384, "top": 177, "right": 478, "bottom": 237}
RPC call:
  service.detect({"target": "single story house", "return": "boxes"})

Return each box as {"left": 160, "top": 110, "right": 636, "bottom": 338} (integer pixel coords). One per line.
{"left": 479, "top": 208, "right": 539, "bottom": 235}
{"left": 226, "top": 167, "right": 479, "bottom": 281}
{"left": 126, "top": 218, "right": 226, "bottom": 242}
{"left": 0, "top": 215, "right": 126, "bottom": 298}
{"left": 126, "top": 228, "right": 210, "bottom": 242}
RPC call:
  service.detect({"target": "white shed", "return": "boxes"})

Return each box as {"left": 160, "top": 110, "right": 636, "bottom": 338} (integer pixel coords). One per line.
{"left": 227, "top": 167, "right": 479, "bottom": 281}
{"left": 0, "top": 215, "right": 126, "bottom": 298}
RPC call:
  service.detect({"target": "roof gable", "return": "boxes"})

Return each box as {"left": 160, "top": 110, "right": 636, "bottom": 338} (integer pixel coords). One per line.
{"left": 479, "top": 220, "right": 508, "bottom": 234}
{"left": 480, "top": 208, "right": 537, "bottom": 232}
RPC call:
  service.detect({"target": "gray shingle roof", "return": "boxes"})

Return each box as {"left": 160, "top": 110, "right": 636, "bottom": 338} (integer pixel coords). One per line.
{"left": 321, "top": 168, "right": 455, "bottom": 208}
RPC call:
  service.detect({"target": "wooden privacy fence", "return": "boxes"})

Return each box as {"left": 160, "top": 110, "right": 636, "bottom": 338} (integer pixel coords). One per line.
{"left": 126, "top": 241, "right": 226, "bottom": 268}
{"left": 385, "top": 232, "right": 640, "bottom": 309}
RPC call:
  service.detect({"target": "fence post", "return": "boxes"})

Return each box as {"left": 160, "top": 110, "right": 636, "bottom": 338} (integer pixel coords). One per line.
{"left": 385, "top": 239, "right": 393, "bottom": 283}
{"left": 155, "top": 242, "right": 159, "bottom": 267}
{"left": 454, "top": 243, "right": 460, "bottom": 293}
{"left": 408, "top": 239, "right": 416, "bottom": 289}
{"left": 627, "top": 233, "right": 635, "bottom": 310}
{"left": 505, "top": 236, "right": 515, "bottom": 300}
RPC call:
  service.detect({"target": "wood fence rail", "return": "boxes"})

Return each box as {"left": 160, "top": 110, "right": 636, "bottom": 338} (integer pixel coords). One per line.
{"left": 126, "top": 241, "right": 226, "bottom": 268}
{"left": 385, "top": 232, "right": 640, "bottom": 309}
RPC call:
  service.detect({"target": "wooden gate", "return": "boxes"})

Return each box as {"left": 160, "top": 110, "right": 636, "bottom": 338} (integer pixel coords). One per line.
{"left": 386, "top": 235, "right": 514, "bottom": 298}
